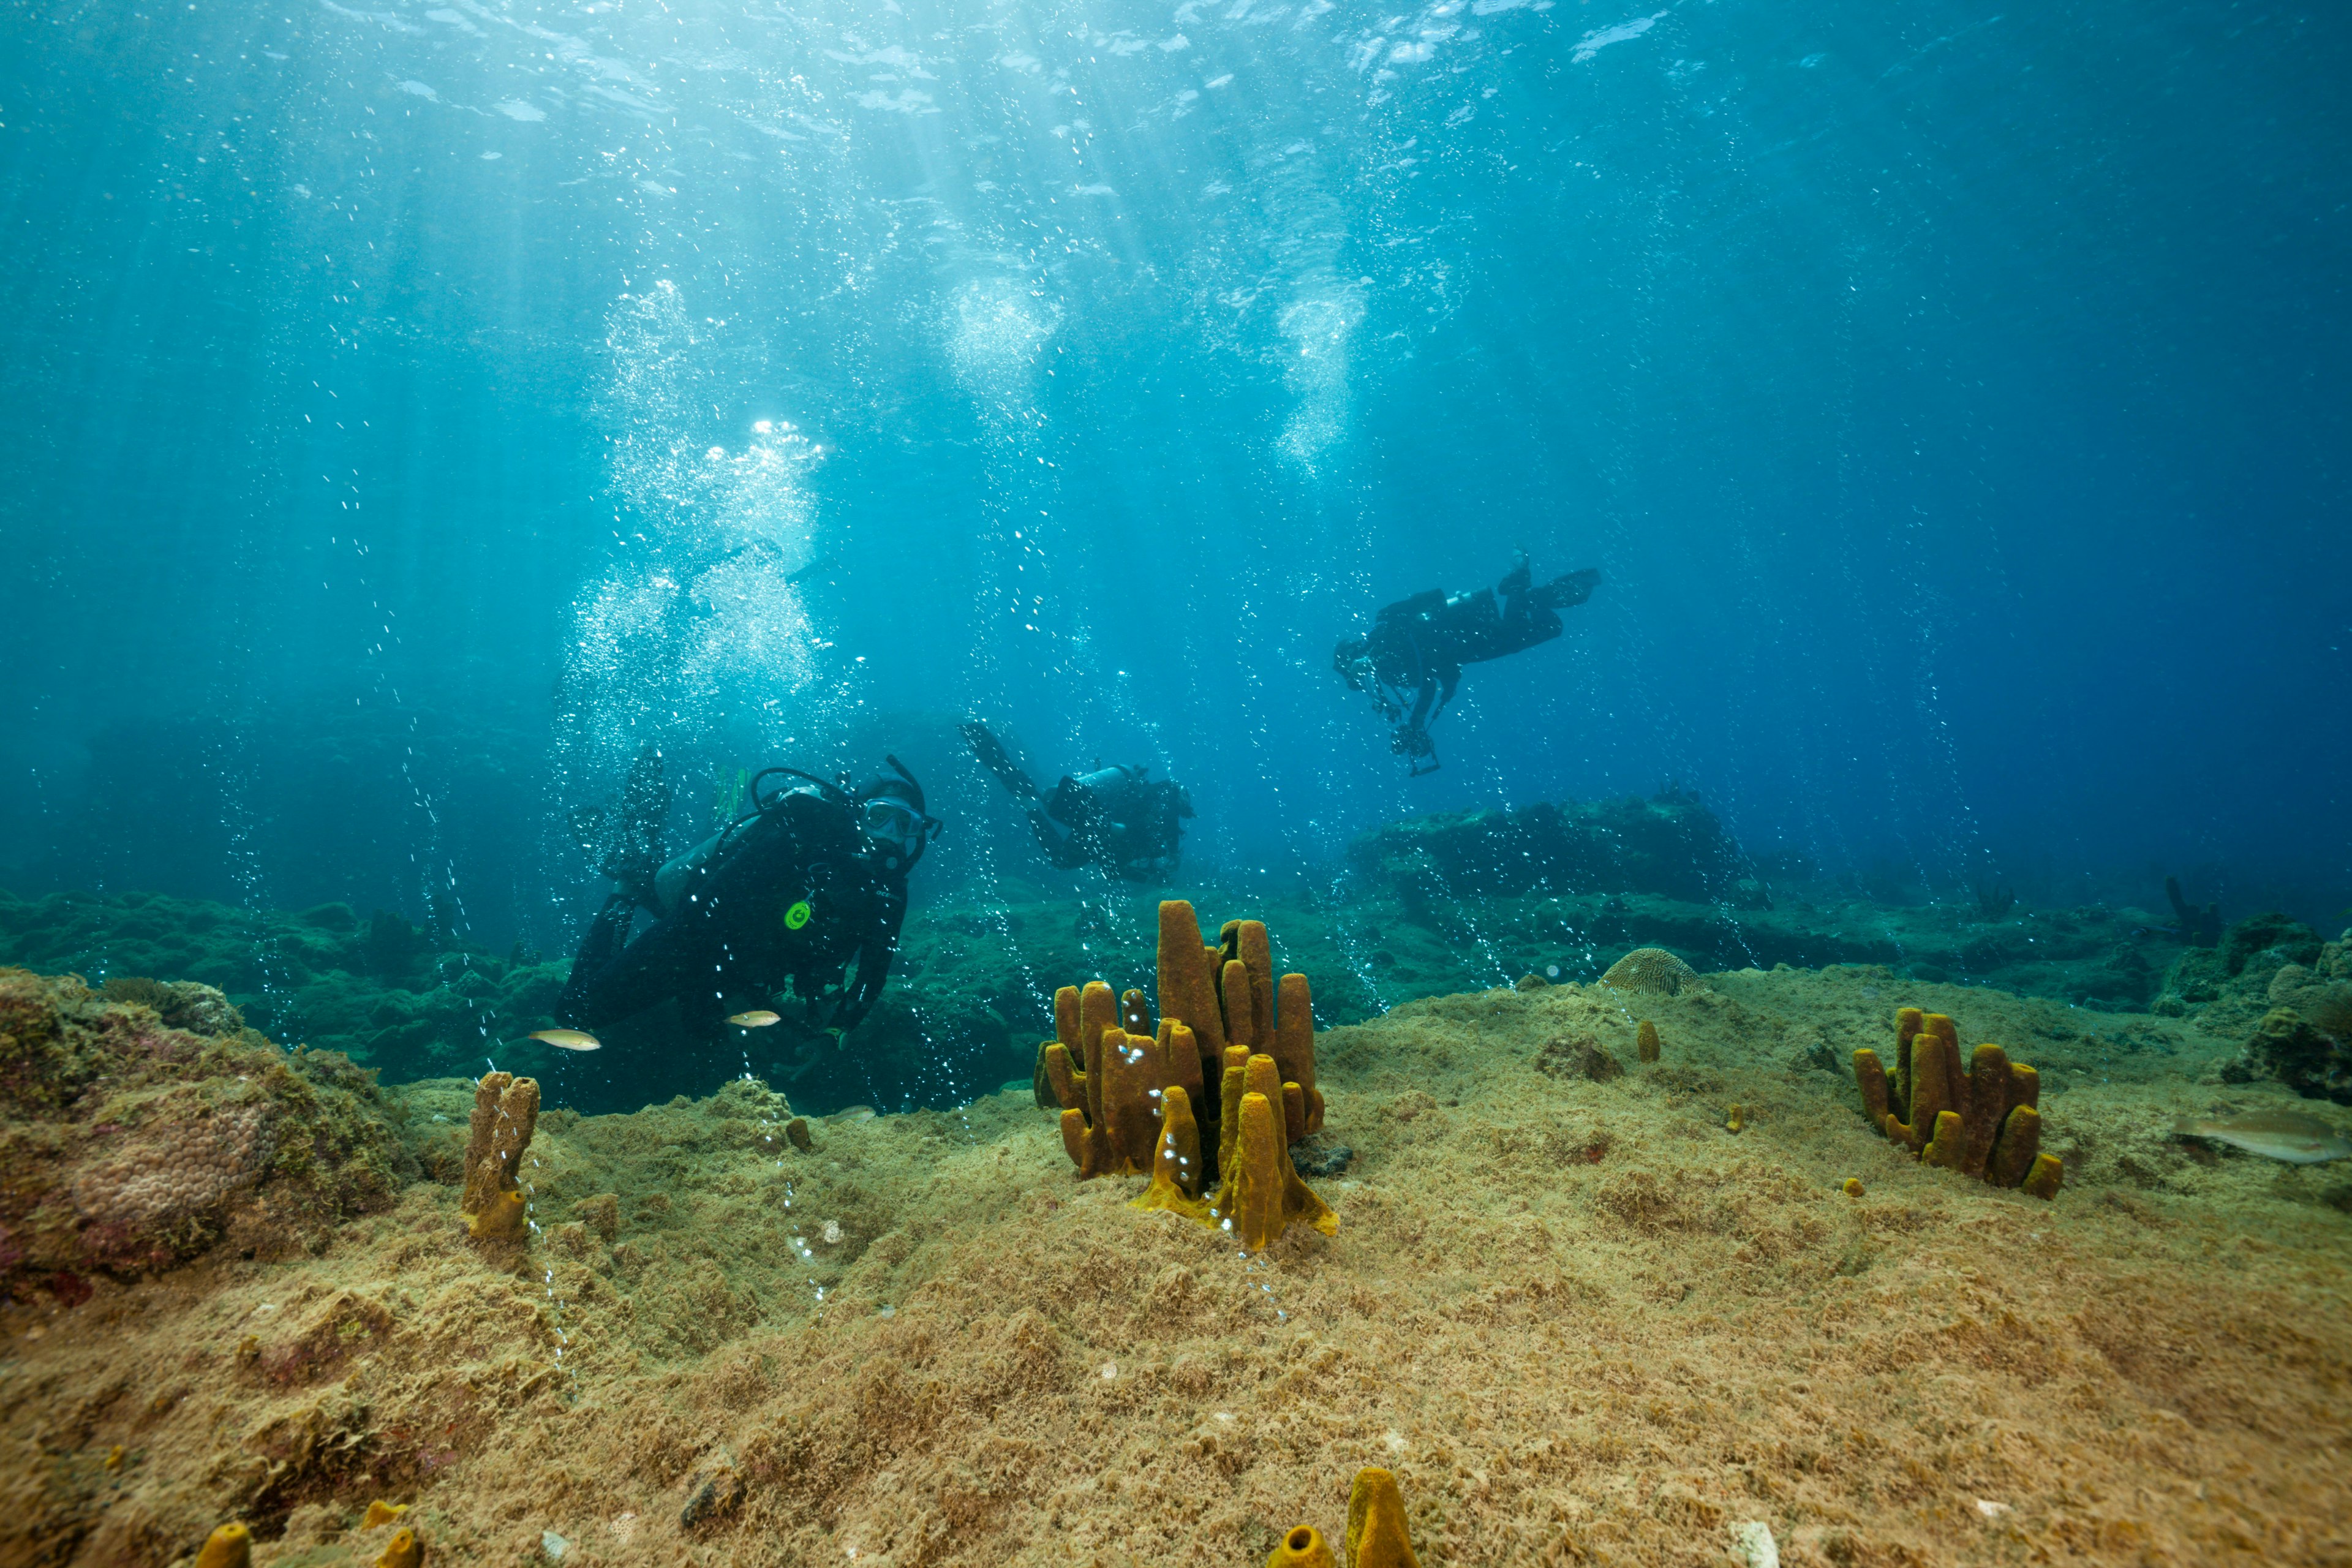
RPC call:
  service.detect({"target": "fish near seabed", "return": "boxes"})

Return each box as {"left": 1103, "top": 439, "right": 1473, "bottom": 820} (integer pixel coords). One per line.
{"left": 528, "top": 1028, "right": 602, "bottom": 1052}
{"left": 2174, "top": 1109, "right": 2351, "bottom": 1164}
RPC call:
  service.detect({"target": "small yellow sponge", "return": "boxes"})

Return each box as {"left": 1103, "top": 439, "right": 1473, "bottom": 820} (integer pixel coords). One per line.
{"left": 1266, "top": 1524, "right": 1336, "bottom": 1568}
{"left": 195, "top": 1523, "right": 252, "bottom": 1568}
{"left": 1346, "top": 1468, "right": 1422, "bottom": 1568}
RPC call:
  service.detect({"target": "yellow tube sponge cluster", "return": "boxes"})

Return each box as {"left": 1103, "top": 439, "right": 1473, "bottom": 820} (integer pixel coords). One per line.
{"left": 1854, "top": 1008, "right": 2062, "bottom": 1199}
{"left": 1036, "top": 901, "right": 1336, "bottom": 1251}
{"left": 460, "top": 1070, "right": 540, "bottom": 1240}
{"left": 1274, "top": 1468, "right": 1423, "bottom": 1568}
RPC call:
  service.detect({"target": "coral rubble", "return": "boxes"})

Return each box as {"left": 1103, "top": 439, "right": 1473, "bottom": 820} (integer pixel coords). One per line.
{"left": 1853, "top": 1007, "right": 2061, "bottom": 1198}
{"left": 459, "top": 1071, "right": 540, "bottom": 1240}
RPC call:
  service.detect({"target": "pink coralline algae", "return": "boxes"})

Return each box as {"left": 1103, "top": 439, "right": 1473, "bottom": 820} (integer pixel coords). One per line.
{"left": 0, "top": 967, "right": 412, "bottom": 1298}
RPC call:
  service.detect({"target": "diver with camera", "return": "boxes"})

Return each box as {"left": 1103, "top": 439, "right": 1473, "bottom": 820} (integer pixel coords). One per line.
{"left": 559, "top": 745, "right": 940, "bottom": 1040}
{"left": 960, "top": 721, "right": 1193, "bottom": 881}
{"left": 1334, "top": 551, "right": 1600, "bottom": 775}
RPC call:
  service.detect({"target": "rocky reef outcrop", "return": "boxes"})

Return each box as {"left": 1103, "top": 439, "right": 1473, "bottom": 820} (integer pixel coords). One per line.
{"left": 0, "top": 968, "right": 411, "bottom": 1298}
{"left": 2221, "top": 929, "right": 2352, "bottom": 1104}
{"left": 1346, "top": 788, "right": 1767, "bottom": 909}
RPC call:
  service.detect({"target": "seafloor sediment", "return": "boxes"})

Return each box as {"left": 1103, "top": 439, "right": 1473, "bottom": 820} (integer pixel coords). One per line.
{"left": 4, "top": 954, "right": 2350, "bottom": 1568}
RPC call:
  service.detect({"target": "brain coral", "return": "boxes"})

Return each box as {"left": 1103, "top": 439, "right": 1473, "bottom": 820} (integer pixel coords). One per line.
{"left": 0, "top": 967, "right": 413, "bottom": 1292}
{"left": 1599, "top": 947, "right": 1702, "bottom": 997}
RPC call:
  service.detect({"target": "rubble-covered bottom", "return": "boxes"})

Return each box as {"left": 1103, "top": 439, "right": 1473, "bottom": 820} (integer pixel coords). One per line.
{"left": 5, "top": 965, "right": 2350, "bottom": 1567}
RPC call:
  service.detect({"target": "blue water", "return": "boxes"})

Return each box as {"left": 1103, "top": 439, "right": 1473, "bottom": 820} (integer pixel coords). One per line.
{"left": 2, "top": 0, "right": 2347, "bottom": 946}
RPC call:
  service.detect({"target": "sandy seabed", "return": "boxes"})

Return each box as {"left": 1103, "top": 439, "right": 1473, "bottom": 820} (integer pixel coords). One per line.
{"left": 7, "top": 963, "right": 2351, "bottom": 1568}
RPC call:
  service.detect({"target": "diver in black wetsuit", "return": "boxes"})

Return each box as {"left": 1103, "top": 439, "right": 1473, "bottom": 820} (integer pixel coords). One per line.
{"left": 960, "top": 721, "right": 1194, "bottom": 881}
{"left": 558, "top": 747, "right": 939, "bottom": 1039}
{"left": 1333, "top": 552, "right": 1601, "bottom": 774}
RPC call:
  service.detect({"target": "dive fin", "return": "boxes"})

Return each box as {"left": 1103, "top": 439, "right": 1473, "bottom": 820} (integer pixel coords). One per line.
{"left": 960, "top": 721, "right": 1041, "bottom": 804}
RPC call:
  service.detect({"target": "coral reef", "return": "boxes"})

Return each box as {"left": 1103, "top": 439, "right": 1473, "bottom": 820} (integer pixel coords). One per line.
{"left": 1853, "top": 1007, "right": 2062, "bottom": 1198}
{"left": 0, "top": 968, "right": 410, "bottom": 1294}
{"left": 5, "top": 948, "right": 2352, "bottom": 1566}
{"left": 459, "top": 1071, "right": 540, "bottom": 1240}
{"left": 0, "top": 845, "right": 2230, "bottom": 1118}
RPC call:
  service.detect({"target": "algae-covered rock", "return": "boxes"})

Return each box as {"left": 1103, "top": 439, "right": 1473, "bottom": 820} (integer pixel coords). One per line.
{"left": 1346, "top": 788, "right": 1764, "bottom": 907}
{"left": 2230, "top": 1005, "right": 2351, "bottom": 1105}
{"left": 0, "top": 967, "right": 413, "bottom": 1292}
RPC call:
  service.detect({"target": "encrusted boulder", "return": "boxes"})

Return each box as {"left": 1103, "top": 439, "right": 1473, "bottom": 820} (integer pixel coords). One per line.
{"left": 0, "top": 968, "right": 412, "bottom": 1295}
{"left": 1346, "top": 788, "right": 1765, "bottom": 907}
{"left": 2227, "top": 949, "right": 2352, "bottom": 1104}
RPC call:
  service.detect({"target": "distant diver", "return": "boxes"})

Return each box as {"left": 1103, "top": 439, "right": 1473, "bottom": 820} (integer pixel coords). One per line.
{"left": 1334, "top": 551, "right": 1600, "bottom": 775}
{"left": 559, "top": 744, "right": 940, "bottom": 1041}
{"left": 960, "top": 720, "right": 1194, "bottom": 881}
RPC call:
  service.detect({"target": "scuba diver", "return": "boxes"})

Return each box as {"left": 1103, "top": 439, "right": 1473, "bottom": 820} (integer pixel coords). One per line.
{"left": 558, "top": 744, "right": 940, "bottom": 1039}
{"left": 960, "top": 720, "right": 1193, "bottom": 881}
{"left": 1333, "top": 551, "right": 1600, "bottom": 775}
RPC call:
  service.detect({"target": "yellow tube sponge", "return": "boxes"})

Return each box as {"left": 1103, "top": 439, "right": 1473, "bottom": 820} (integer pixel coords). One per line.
{"left": 460, "top": 1071, "right": 539, "bottom": 1240}
{"left": 1346, "top": 1468, "right": 1422, "bottom": 1568}
{"left": 1212, "top": 1055, "right": 1336, "bottom": 1252}
{"left": 1052, "top": 904, "right": 1330, "bottom": 1219}
{"left": 2021, "top": 1151, "right": 2065, "bottom": 1200}
{"left": 1132, "top": 1084, "right": 1211, "bottom": 1220}
{"left": 1273, "top": 971, "right": 1325, "bottom": 1135}
{"left": 1221, "top": 958, "right": 1259, "bottom": 1049}
{"left": 1231, "top": 919, "right": 1276, "bottom": 1047}
{"left": 1267, "top": 1525, "right": 1337, "bottom": 1568}
{"left": 195, "top": 1523, "right": 252, "bottom": 1568}
{"left": 1157, "top": 900, "right": 1227, "bottom": 1067}
{"left": 1858, "top": 1008, "right": 2060, "bottom": 1199}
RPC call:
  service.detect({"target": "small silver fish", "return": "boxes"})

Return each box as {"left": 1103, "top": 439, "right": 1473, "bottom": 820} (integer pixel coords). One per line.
{"left": 527, "top": 1028, "right": 601, "bottom": 1052}
{"left": 2174, "top": 1110, "right": 2351, "bottom": 1164}
{"left": 828, "top": 1105, "right": 877, "bottom": 1123}
{"left": 727, "top": 1009, "right": 782, "bottom": 1028}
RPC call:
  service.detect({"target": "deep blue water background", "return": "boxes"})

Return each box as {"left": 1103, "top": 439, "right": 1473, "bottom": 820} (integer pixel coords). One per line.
{"left": 2, "top": 0, "right": 2347, "bottom": 946}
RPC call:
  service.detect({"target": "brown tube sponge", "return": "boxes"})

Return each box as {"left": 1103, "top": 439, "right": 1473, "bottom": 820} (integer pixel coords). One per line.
{"left": 460, "top": 1071, "right": 538, "bottom": 1240}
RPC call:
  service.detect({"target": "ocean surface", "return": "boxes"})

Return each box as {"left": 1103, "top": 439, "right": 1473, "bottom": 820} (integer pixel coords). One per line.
{"left": 2, "top": 0, "right": 2346, "bottom": 967}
